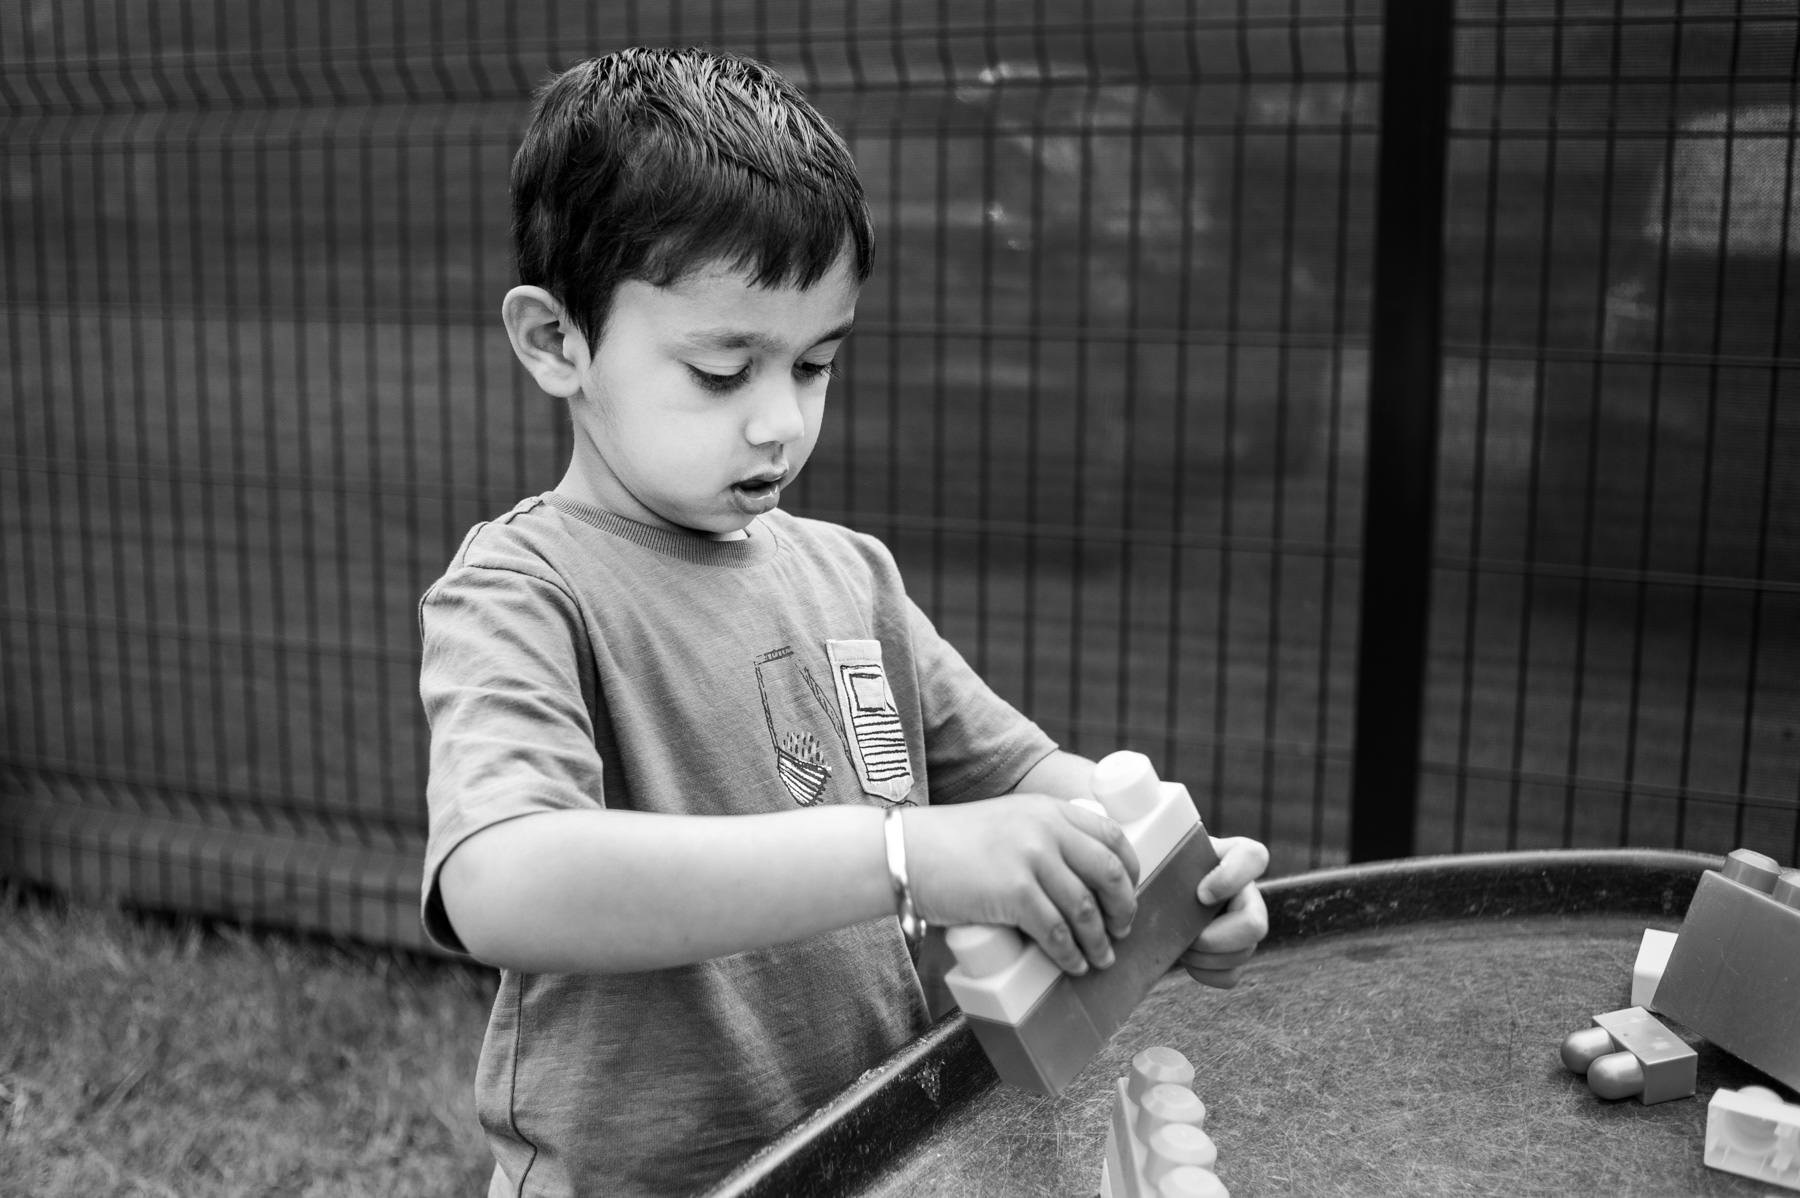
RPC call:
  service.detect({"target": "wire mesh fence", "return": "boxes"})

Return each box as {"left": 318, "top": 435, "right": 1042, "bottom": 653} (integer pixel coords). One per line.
{"left": 1422, "top": 0, "right": 1800, "bottom": 858}
{"left": 0, "top": 0, "right": 1794, "bottom": 949}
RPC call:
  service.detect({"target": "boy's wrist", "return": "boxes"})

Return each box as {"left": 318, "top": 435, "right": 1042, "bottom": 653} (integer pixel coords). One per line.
{"left": 883, "top": 806, "right": 928, "bottom": 946}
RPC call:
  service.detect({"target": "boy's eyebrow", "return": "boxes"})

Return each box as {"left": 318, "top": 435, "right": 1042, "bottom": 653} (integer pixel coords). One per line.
{"left": 685, "top": 321, "right": 855, "bottom": 353}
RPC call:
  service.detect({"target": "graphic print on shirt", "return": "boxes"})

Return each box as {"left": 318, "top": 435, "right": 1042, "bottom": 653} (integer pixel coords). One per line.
{"left": 826, "top": 639, "right": 915, "bottom": 803}
{"left": 754, "top": 646, "right": 849, "bottom": 806}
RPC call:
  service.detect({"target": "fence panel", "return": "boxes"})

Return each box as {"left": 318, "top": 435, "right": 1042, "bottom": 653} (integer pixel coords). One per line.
{"left": 1420, "top": 0, "right": 1800, "bottom": 859}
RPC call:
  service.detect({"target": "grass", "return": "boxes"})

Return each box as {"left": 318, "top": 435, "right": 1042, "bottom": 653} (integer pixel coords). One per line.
{"left": 0, "top": 884, "right": 496, "bottom": 1198}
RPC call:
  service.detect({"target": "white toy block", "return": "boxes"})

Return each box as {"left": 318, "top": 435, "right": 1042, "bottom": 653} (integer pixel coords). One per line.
{"left": 1706, "top": 1086, "right": 1800, "bottom": 1191}
{"left": 1100, "top": 1047, "right": 1228, "bottom": 1198}
{"left": 1633, "top": 928, "right": 1678, "bottom": 1009}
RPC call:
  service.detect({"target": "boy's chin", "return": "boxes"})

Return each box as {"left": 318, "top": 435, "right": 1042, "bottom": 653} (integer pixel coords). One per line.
{"left": 687, "top": 509, "right": 758, "bottom": 541}
{"left": 702, "top": 522, "right": 754, "bottom": 542}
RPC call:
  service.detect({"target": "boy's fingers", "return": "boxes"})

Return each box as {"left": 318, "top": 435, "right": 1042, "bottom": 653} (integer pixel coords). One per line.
{"left": 1031, "top": 848, "right": 1121, "bottom": 973}
{"left": 1181, "top": 963, "right": 1247, "bottom": 990}
{"left": 1178, "top": 943, "right": 1258, "bottom": 973}
{"left": 1051, "top": 813, "right": 1137, "bottom": 942}
{"left": 1060, "top": 803, "right": 1139, "bottom": 938}
{"left": 1020, "top": 890, "right": 1091, "bottom": 976}
{"left": 1055, "top": 877, "right": 1115, "bottom": 973}
{"left": 1063, "top": 801, "right": 1141, "bottom": 887}
{"left": 1025, "top": 826, "right": 1136, "bottom": 974}
{"left": 1193, "top": 836, "right": 1270, "bottom": 906}
{"left": 1191, "top": 880, "right": 1270, "bottom": 954}
{"left": 1177, "top": 942, "right": 1259, "bottom": 991}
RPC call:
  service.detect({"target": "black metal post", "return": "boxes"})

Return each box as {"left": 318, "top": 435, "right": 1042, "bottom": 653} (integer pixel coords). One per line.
{"left": 1349, "top": 1, "right": 1455, "bottom": 862}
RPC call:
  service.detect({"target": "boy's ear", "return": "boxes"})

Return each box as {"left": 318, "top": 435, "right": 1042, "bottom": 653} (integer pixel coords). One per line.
{"left": 501, "top": 286, "right": 588, "bottom": 399}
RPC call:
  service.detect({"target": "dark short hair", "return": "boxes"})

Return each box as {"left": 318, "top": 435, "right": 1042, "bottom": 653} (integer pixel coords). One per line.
{"left": 510, "top": 46, "right": 875, "bottom": 343}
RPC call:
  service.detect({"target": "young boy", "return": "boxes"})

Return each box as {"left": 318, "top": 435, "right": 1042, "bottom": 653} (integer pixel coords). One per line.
{"left": 419, "top": 46, "right": 1270, "bottom": 1198}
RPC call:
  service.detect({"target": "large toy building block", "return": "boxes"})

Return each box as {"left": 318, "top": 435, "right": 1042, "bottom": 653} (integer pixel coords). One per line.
{"left": 1632, "top": 927, "right": 1678, "bottom": 1010}
{"left": 944, "top": 752, "right": 1222, "bottom": 1095}
{"left": 1705, "top": 1085, "right": 1800, "bottom": 1191}
{"left": 1652, "top": 848, "right": 1800, "bottom": 1091}
{"left": 1100, "top": 1047, "right": 1229, "bottom": 1198}
{"left": 1559, "top": 1006, "right": 1697, "bottom": 1104}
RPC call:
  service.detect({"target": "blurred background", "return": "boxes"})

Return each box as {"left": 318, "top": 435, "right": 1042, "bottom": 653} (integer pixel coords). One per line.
{"left": 2, "top": 0, "right": 1796, "bottom": 952}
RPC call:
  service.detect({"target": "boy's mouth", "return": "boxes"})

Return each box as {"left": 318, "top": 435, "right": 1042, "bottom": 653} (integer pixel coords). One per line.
{"left": 730, "top": 470, "right": 787, "bottom": 511}
{"left": 734, "top": 472, "right": 783, "bottom": 496}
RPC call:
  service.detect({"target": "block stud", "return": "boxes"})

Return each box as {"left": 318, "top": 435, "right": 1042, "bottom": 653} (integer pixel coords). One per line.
{"left": 945, "top": 924, "right": 1024, "bottom": 978}
{"left": 1587, "top": 1050, "right": 1647, "bottom": 1100}
{"left": 1128, "top": 1046, "right": 1197, "bottom": 1102}
{"left": 1091, "top": 750, "right": 1161, "bottom": 822}
{"left": 1560, "top": 1026, "right": 1618, "bottom": 1073}
{"left": 1138, "top": 1083, "right": 1207, "bottom": 1141}
{"left": 1773, "top": 869, "right": 1800, "bottom": 911}
{"left": 1721, "top": 848, "right": 1782, "bottom": 893}
{"left": 1157, "top": 1167, "right": 1230, "bottom": 1198}
{"left": 1147, "top": 1122, "right": 1218, "bottom": 1184}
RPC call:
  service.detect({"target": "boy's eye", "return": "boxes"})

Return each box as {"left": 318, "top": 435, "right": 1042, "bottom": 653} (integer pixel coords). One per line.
{"left": 689, "top": 361, "right": 838, "bottom": 391}
{"left": 689, "top": 364, "right": 750, "bottom": 393}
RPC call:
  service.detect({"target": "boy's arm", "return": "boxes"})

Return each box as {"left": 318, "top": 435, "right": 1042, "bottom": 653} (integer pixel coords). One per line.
{"left": 1010, "top": 748, "right": 1098, "bottom": 801}
{"left": 439, "top": 805, "right": 890, "bottom": 974}
{"left": 440, "top": 794, "right": 1141, "bottom": 976}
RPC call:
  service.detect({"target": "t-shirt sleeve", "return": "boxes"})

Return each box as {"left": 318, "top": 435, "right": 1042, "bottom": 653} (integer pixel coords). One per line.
{"left": 902, "top": 596, "right": 1058, "bottom": 805}
{"left": 416, "top": 557, "right": 606, "bottom": 954}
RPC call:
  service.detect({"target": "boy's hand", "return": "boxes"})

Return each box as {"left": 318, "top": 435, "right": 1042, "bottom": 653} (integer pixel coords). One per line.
{"left": 1178, "top": 835, "right": 1271, "bottom": 989}
{"left": 904, "top": 797, "right": 1140, "bottom": 976}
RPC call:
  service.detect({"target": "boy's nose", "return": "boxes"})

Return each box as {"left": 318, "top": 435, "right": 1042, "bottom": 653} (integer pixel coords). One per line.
{"left": 744, "top": 380, "right": 807, "bottom": 447}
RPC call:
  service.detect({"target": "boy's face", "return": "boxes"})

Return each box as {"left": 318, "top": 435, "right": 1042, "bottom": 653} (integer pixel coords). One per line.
{"left": 561, "top": 252, "right": 860, "bottom": 539}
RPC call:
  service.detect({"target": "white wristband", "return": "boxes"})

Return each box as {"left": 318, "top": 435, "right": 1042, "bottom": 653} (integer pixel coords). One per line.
{"left": 883, "top": 806, "right": 928, "bottom": 945}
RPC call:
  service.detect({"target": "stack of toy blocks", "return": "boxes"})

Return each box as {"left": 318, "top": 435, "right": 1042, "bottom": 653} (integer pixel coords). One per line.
{"left": 1705, "top": 1086, "right": 1800, "bottom": 1191}
{"left": 943, "top": 752, "right": 1221, "bottom": 1095}
{"left": 1652, "top": 848, "right": 1800, "bottom": 1092}
{"left": 1100, "top": 1046, "right": 1228, "bottom": 1198}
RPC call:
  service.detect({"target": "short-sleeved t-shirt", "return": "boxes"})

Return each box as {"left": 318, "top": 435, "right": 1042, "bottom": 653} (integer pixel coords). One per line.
{"left": 418, "top": 493, "right": 1056, "bottom": 1197}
